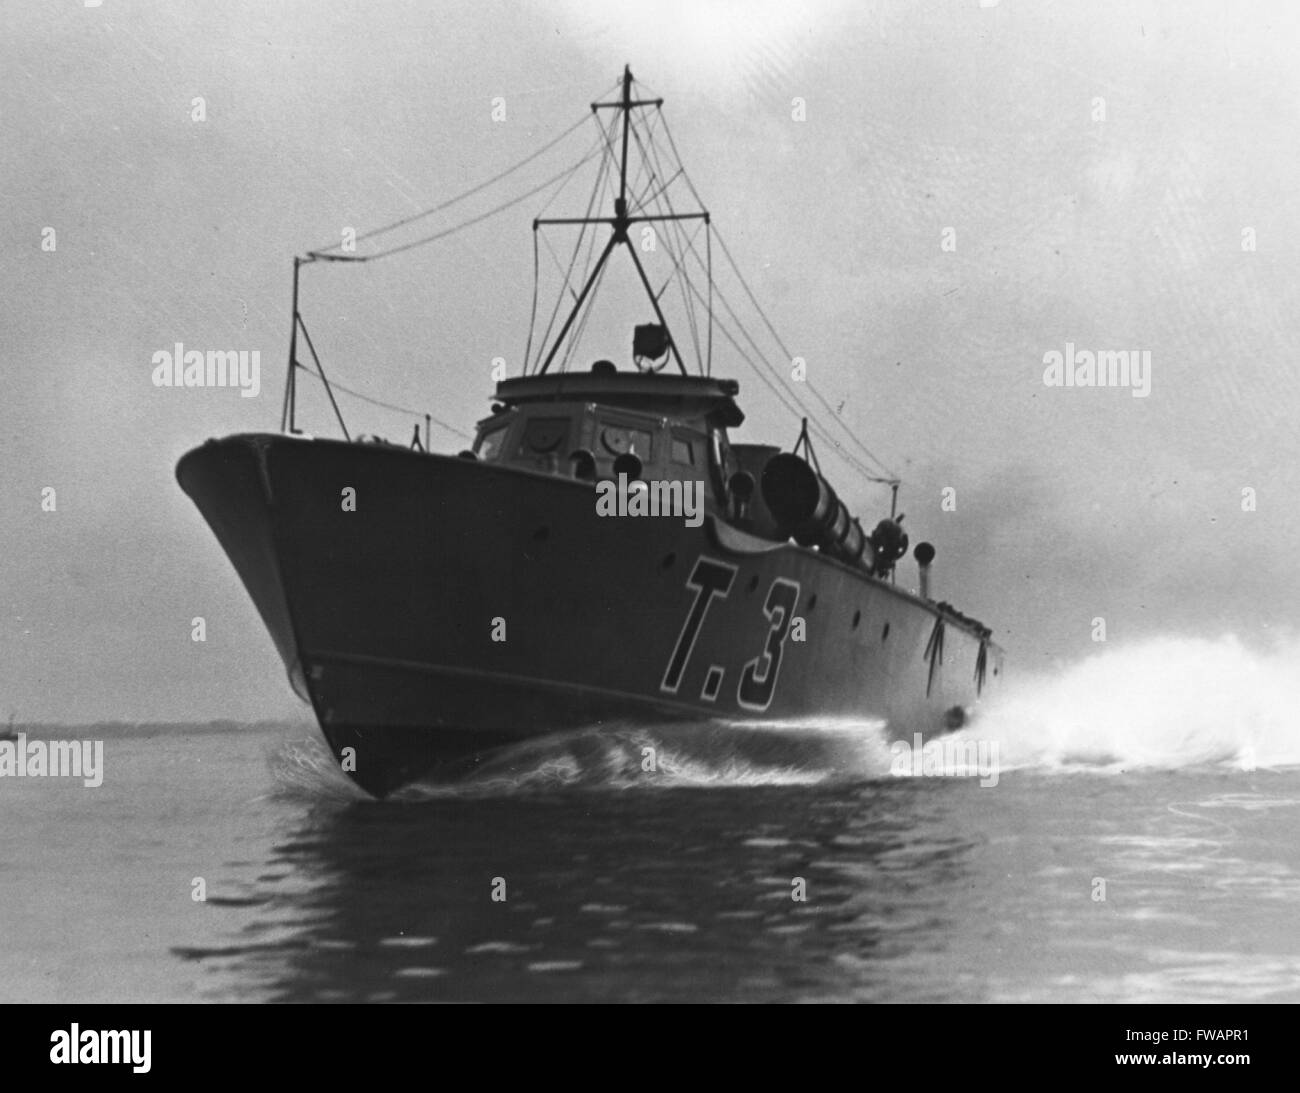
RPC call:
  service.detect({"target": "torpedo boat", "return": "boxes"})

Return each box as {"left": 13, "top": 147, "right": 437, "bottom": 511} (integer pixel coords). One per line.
{"left": 177, "top": 67, "right": 1002, "bottom": 796}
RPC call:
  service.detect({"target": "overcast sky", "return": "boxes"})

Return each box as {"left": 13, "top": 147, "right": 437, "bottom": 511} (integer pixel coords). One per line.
{"left": 3, "top": 0, "right": 1298, "bottom": 722}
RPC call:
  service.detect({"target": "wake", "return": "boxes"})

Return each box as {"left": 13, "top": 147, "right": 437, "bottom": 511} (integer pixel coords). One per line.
{"left": 265, "top": 633, "right": 1300, "bottom": 799}
{"left": 971, "top": 633, "right": 1300, "bottom": 774}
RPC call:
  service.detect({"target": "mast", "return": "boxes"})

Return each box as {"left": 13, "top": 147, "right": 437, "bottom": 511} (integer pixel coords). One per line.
{"left": 618, "top": 63, "right": 632, "bottom": 210}
{"left": 535, "top": 65, "right": 708, "bottom": 376}
{"left": 281, "top": 256, "right": 301, "bottom": 434}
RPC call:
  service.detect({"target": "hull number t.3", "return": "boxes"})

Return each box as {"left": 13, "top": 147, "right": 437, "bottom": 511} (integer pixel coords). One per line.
{"left": 660, "top": 555, "right": 800, "bottom": 712}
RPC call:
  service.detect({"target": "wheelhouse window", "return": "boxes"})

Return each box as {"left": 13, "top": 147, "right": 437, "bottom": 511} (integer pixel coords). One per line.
{"left": 518, "top": 416, "right": 570, "bottom": 457}
{"left": 475, "top": 421, "right": 511, "bottom": 461}
{"left": 599, "top": 422, "right": 654, "bottom": 460}
{"left": 671, "top": 433, "right": 698, "bottom": 466}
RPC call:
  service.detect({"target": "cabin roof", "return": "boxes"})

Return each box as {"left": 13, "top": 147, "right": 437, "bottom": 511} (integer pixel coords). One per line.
{"left": 494, "top": 369, "right": 744, "bottom": 427}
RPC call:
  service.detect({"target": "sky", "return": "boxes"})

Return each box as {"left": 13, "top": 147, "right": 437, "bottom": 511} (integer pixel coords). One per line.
{"left": 2, "top": 0, "right": 1298, "bottom": 721}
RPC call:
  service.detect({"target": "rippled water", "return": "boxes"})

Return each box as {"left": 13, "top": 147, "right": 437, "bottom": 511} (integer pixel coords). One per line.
{"left": 4, "top": 636, "right": 1299, "bottom": 1003}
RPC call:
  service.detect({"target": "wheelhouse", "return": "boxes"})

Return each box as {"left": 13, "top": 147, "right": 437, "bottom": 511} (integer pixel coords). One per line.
{"left": 471, "top": 363, "right": 747, "bottom": 514}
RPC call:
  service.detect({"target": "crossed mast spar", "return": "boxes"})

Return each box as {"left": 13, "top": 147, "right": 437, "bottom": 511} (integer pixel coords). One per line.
{"left": 534, "top": 65, "right": 707, "bottom": 377}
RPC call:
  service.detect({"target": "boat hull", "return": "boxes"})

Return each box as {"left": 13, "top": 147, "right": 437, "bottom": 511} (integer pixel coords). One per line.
{"left": 177, "top": 434, "right": 1001, "bottom": 796}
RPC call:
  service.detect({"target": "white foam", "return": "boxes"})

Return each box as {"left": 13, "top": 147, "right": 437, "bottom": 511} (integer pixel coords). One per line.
{"left": 970, "top": 633, "right": 1300, "bottom": 773}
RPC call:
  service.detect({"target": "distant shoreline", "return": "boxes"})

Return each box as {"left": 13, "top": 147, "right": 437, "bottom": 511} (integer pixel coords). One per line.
{"left": 6, "top": 720, "right": 317, "bottom": 734}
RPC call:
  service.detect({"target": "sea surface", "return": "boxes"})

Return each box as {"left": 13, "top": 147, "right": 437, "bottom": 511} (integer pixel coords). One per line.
{"left": 3, "top": 635, "right": 1299, "bottom": 1004}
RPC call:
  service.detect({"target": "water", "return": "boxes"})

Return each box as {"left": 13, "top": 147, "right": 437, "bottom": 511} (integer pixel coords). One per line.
{"left": 3, "top": 635, "right": 1299, "bottom": 1003}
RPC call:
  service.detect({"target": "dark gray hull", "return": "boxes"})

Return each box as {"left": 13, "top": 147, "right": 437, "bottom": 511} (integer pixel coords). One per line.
{"left": 177, "top": 434, "right": 1002, "bottom": 796}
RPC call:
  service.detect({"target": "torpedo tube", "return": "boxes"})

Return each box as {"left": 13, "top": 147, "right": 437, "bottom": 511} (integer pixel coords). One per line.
{"left": 760, "top": 453, "right": 873, "bottom": 570}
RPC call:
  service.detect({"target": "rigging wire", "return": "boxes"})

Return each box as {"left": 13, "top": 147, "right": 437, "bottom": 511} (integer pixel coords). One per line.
{"left": 528, "top": 111, "right": 618, "bottom": 373}
{"left": 538, "top": 229, "right": 578, "bottom": 299}
{"left": 563, "top": 252, "right": 610, "bottom": 373}
{"left": 710, "top": 223, "right": 898, "bottom": 481}
{"left": 309, "top": 108, "right": 599, "bottom": 257}
{"left": 645, "top": 216, "right": 704, "bottom": 371}
{"left": 563, "top": 119, "right": 623, "bottom": 374}
{"left": 635, "top": 138, "right": 793, "bottom": 420}
{"left": 292, "top": 120, "right": 609, "bottom": 432}
{"left": 523, "top": 227, "right": 541, "bottom": 377}
{"left": 519, "top": 127, "right": 605, "bottom": 373}
{"left": 655, "top": 109, "right": 899, "bottom": 480}
{"left": 295, "top": 360, "right": 473, "bottom": 441}
{"left": 666, "top": 245, "right": 895, "bottom": 485}
{"left": 706, "top": 218, "right": 713, "bottom": 375}
{"left": 563, "top": 136, "right": 615, "bottom": 371}
{"left": 632, "top": 111, "right": 706, "bottom": 373}
{"left": 310, "top": 147, "right": 604, "bottom": 264}
{"left": 647, "top": 119, "right": 717, "bottom": 380}
{"left": 293, "top": 316, "right": 350, "bottom": 442}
